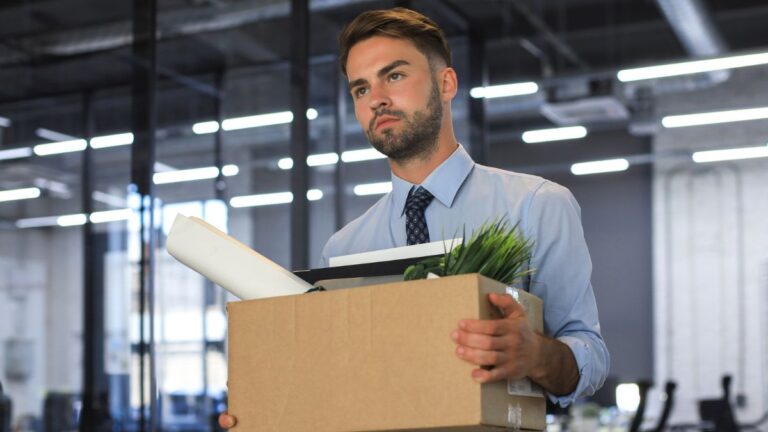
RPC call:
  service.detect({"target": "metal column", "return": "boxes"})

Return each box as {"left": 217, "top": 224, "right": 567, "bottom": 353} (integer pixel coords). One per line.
{"left": 290, "top": 0, "right": 310, "bottom": 270}
{"left": 131, "top": 0, "right": 158, "bottom": 430}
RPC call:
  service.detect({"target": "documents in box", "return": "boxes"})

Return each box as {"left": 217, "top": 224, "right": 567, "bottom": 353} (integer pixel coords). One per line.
{"left": 227, "top": 273, "right": 546, "bottom": 431}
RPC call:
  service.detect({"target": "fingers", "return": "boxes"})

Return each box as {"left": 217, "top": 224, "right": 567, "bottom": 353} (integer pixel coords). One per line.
{"left": 451, "top": 329, "right": 508, "bottom": 351}
{"left": 455, "top": 344, "right": 505, "bottom": 367}
{"left": 458, "top": 318, "right": 506, "bottom": 336}
{"left": 218, "top": 412, "right": 237, "bottom": 429}
{"left": 470, "top": 365, "right": 510, "bottom": 383}
{"left": 488, "top": 292, "right": 526, "bottom": 319}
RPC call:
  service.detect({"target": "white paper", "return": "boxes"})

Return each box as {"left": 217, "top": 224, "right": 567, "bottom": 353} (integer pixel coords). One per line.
{"left": 166, "top": 214, "right": 312, "bottom": 300}
{"left": 329, "top": 238, "right": 462, "bottom": 267}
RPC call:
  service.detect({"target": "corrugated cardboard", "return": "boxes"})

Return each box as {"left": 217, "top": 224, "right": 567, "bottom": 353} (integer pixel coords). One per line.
{"left": 227, "top": 273, "right": 546, "bottom": 431}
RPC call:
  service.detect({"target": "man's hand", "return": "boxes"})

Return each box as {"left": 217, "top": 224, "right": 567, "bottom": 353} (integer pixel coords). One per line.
{"left": 450, "top": 292, "right": 542, "bottom": 383}
{"left": 218, "top": 412, "right": 237, "bottom": 429}
{"left": 450, "top": 292, "right": 580, "bottom": 396}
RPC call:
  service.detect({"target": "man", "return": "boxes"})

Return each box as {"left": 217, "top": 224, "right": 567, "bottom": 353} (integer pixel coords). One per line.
{"left": 220, "top": 7, "right": 608, "bottom": 429}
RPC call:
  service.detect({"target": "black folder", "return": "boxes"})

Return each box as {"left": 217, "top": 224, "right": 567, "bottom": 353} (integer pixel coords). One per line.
{"left": 292, "top": 254, "right": 440, "bottom": 286}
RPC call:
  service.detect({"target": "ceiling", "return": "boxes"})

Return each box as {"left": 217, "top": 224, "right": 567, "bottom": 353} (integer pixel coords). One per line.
{"left": 1, "top": 0, "right": 768, "bottom": 220}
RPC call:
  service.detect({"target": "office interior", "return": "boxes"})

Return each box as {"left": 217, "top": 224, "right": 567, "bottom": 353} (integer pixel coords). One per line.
{"left": 0, "top": 0, "right": 767, "bottom": 430}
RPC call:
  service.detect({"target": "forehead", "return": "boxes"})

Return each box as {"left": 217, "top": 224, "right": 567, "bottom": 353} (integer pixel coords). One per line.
{"left": 346, "top": 36, "right": 429, "bottom": 78}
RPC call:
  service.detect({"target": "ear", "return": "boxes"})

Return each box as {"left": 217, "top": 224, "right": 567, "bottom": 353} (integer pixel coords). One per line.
{"left": 438, "top": 67, "right": 458, "bottom": 102}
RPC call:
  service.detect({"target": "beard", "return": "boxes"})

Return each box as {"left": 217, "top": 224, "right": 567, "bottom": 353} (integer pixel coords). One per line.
{"left": 365, "top": 78, "right": 443, "bottom": 162}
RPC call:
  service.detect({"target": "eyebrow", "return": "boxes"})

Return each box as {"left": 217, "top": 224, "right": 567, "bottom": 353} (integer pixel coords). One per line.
{"left": 348, "top": 59, "right": 411, "bottom": 91}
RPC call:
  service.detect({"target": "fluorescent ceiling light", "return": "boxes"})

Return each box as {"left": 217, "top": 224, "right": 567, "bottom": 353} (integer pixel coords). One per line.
{"left": 153, "top": 164, "right": 239, "bottom": 185}
{"left": 90, "top": 132, "right": 134, "bottom": 149}
{"left": 90, "top": 209, "right": 132, "bottom": 223}
{"left": 33, "top": 139, "right": 87, "bottom": 156}
{"left": 223, "top": 111, "right": 293, "bottom": 131}
{"left": 154, "top": 161, "right": 177, "bottom": 172}
{"left": 341, "top": 148, "right": 387, "bottom": 162}
{"left": 195, "top": 109, "right": 318, "bottom": 134}
{"left": 229, "top": 189, "right": 323, "bottom": 208}
{"left": 221, "top": 164, "right": 239, "bottom": 176}
{"left": 192, "top": 121, "right": 220, "bottom": 135}
{"left": 57, "top": 213, "right": 87, "bottom": 227}
{"left": 154, "top": 166, "right": 219, "bottom": 184}
{"left": 35, "top": 128, "right": 78, "bottom": 142}
{"left": 0, "top": 116, "right": 10, "bottom": 127}
{"left": 0, "top": 147, "right": 33, "bottom": 161}
{"left": 278, "top": 152, "right": 340, "bottom": 169}
{"left": 618, "top": 51, "right": 768, "bottom": 82}
{"left": 277, "top": 158, "right": 294, "bottom": 170}
{"left": 692, "top": 145, "right": 768, "bottom": 163}
{"left": 522, "top": 126, "right": 587, "bottom": 144}
{"left": 353, "top": 181, "right": 393, "bottom": 196}
{"left": 306, "top": 189, "right": 323, "bottom": 201}
{"left": 470, "top": 82, "right": 539, "bottom": 99}
{"left": 0, "top": 187, "right": 41, "bottom": 203}
{"left": 571, "top": 158, "right": 630, "bottom": 175}
{"left": 662, "top": 106, "right": 768, "bottom": 128}
{"left": 16, "top": 215, "right": 60, "bottom": 229}
{"left": 307, "top": 152, "right": 339, "bottom": 167}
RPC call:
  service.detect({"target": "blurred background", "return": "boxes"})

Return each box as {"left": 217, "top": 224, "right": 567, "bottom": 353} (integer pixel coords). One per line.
{"left": 0, "top": 0, "right": 766, "bottom": 430}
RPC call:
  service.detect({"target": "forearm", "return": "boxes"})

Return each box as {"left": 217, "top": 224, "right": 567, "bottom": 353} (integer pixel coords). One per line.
{"left": 528, "top": 333, "right": 579, "bottom": 396}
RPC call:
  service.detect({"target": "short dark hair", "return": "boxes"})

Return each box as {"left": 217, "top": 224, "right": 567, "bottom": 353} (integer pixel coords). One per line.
{"left": 338, "top": 7, "right": 452, "bottom": 77}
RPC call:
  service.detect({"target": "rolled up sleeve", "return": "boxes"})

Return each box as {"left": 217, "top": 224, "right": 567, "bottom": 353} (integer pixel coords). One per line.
{"left": 522, "top": 181, "right": 610, "bottom": 406}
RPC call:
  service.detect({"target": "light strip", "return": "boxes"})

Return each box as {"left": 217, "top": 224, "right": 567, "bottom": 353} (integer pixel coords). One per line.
{"left": 692, "top": 145, "right": 768, "bottom": 163}
{"left": 522, "top": 126, "right": 587, "bottom": 144}
{"left": 16, "top": 215, "right": 60, "bottom": 228}
{"left": 0, "top": 147, "right": 33, "bottom": 161}
{"left": 194, "top": 108, "right": 319, "bottom": 135}
{"left": 0, "top": 116, "right": 10, "bottom": 127}
{"left": 571, "top": 158, "right": 630, "bottom": 175}
{"left": 662, "top": 106, "right": 768, "bottom": 128}
{"left": 90, "top": 209, "right": 132, "bottom": 223}
{"left": 353, "top": 181, "right": 393, "bottom": 196}
{"left": 153, "top": 164, "right": 239, "bottom": 184}
{"left": 90, "top": 132, "right": 134, "bottom": 149}
{"left": 229, "top": 189, "right": 323, "bottom": 208}
{"left": 57, "top": 213, "right": 87, "bottom": 227}
{"left": 618, "top": 51, "right": 768, "bottom": 82}
{"left": 341, "top": 148, "right": 387, "bottom": 162}
{"left": 307, "top": 152, "right": 339, "bottom": 167}
{"left": 470, "top": 82, "right": 539, "bottom": 99}
{"left": 0, "top": 187, "right": 41, "bottom": 203}
{"left": 33, "top": 139, "right": 87, "bottom": 156}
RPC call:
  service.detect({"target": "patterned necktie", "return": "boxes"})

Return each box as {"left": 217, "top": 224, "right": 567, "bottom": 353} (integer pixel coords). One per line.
{"left": 405, "top": 186, "right": 435, "bottom": 245}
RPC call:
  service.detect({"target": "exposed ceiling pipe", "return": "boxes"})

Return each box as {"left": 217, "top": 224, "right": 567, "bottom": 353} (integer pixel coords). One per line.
{"left": 0, "top": 0, "right": 378, "bottom": 66}
{"left": 654, "top": 0, "right": 730, "bottom": 85}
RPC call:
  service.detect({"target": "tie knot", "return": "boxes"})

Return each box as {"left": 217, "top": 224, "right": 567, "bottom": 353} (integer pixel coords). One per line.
{"left": 405, "top": 186, "right": 434, "bottom": 211}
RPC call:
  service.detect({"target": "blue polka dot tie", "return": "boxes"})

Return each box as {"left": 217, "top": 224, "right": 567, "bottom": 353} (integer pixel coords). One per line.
{"left": 405, "top": 186, "right": 434, "bottom": 245}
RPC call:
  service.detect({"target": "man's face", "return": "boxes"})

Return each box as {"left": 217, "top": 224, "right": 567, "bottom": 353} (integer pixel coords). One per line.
{"left": 345, "top": 36, "right": 443, "bottom": 161}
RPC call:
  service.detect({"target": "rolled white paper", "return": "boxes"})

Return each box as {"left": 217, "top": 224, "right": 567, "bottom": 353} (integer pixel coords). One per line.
{"left": 166, "top": 214, "right": 312, "bottom": 300}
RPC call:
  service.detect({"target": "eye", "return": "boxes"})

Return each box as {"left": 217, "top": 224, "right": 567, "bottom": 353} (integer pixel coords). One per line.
{"left": 354, "top": 87, "right": 369, "bottom": 98}
{"left": 389, "top": 72, "right": 403, "bottom": 81}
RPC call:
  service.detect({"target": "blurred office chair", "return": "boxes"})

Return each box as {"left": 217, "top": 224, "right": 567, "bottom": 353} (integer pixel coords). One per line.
{"left": 698, "top": 375, "right": 740, "bottom": 432}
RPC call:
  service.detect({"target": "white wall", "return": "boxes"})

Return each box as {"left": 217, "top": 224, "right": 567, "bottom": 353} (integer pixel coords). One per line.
{"left": 652, "top": 65, "right": 768, "bottom": 425}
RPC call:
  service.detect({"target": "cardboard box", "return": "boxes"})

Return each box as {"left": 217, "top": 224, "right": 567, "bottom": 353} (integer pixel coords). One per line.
{"left": 227, "top": 273, "right": 546, "bottom": 431}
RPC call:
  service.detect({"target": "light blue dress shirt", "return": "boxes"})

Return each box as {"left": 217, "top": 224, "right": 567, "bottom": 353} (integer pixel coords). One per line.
{"left": 322, "top": 144, "right": 609, "bottom": 406}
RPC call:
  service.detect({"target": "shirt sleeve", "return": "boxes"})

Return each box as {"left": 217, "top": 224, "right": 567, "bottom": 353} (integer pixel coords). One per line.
{"left": 522, "top": 181, "right": 610, "bottom": 407}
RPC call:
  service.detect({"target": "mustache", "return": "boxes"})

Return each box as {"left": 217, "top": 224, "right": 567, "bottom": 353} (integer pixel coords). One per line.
{"left": 368, "top": 109, "right": 405, "bottom": 132}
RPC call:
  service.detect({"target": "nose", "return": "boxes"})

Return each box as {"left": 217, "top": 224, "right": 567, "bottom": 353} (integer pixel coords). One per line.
{"left": 367, "top": 83, "right": 391, "bottom": 112}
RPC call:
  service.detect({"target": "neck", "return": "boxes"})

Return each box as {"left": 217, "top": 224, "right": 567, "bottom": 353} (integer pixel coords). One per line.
{"left": 389, "top": 124, "right": 459, "bottom": 185}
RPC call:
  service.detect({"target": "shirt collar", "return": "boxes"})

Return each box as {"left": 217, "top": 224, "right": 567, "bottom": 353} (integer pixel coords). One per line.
{"left": 391, "top": 144, "right": 475, "bottom": 215}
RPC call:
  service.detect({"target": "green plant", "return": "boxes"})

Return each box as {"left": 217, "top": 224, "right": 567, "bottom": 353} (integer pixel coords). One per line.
{"left": 403, "top": 219, "right": 534, "bottom": 285}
